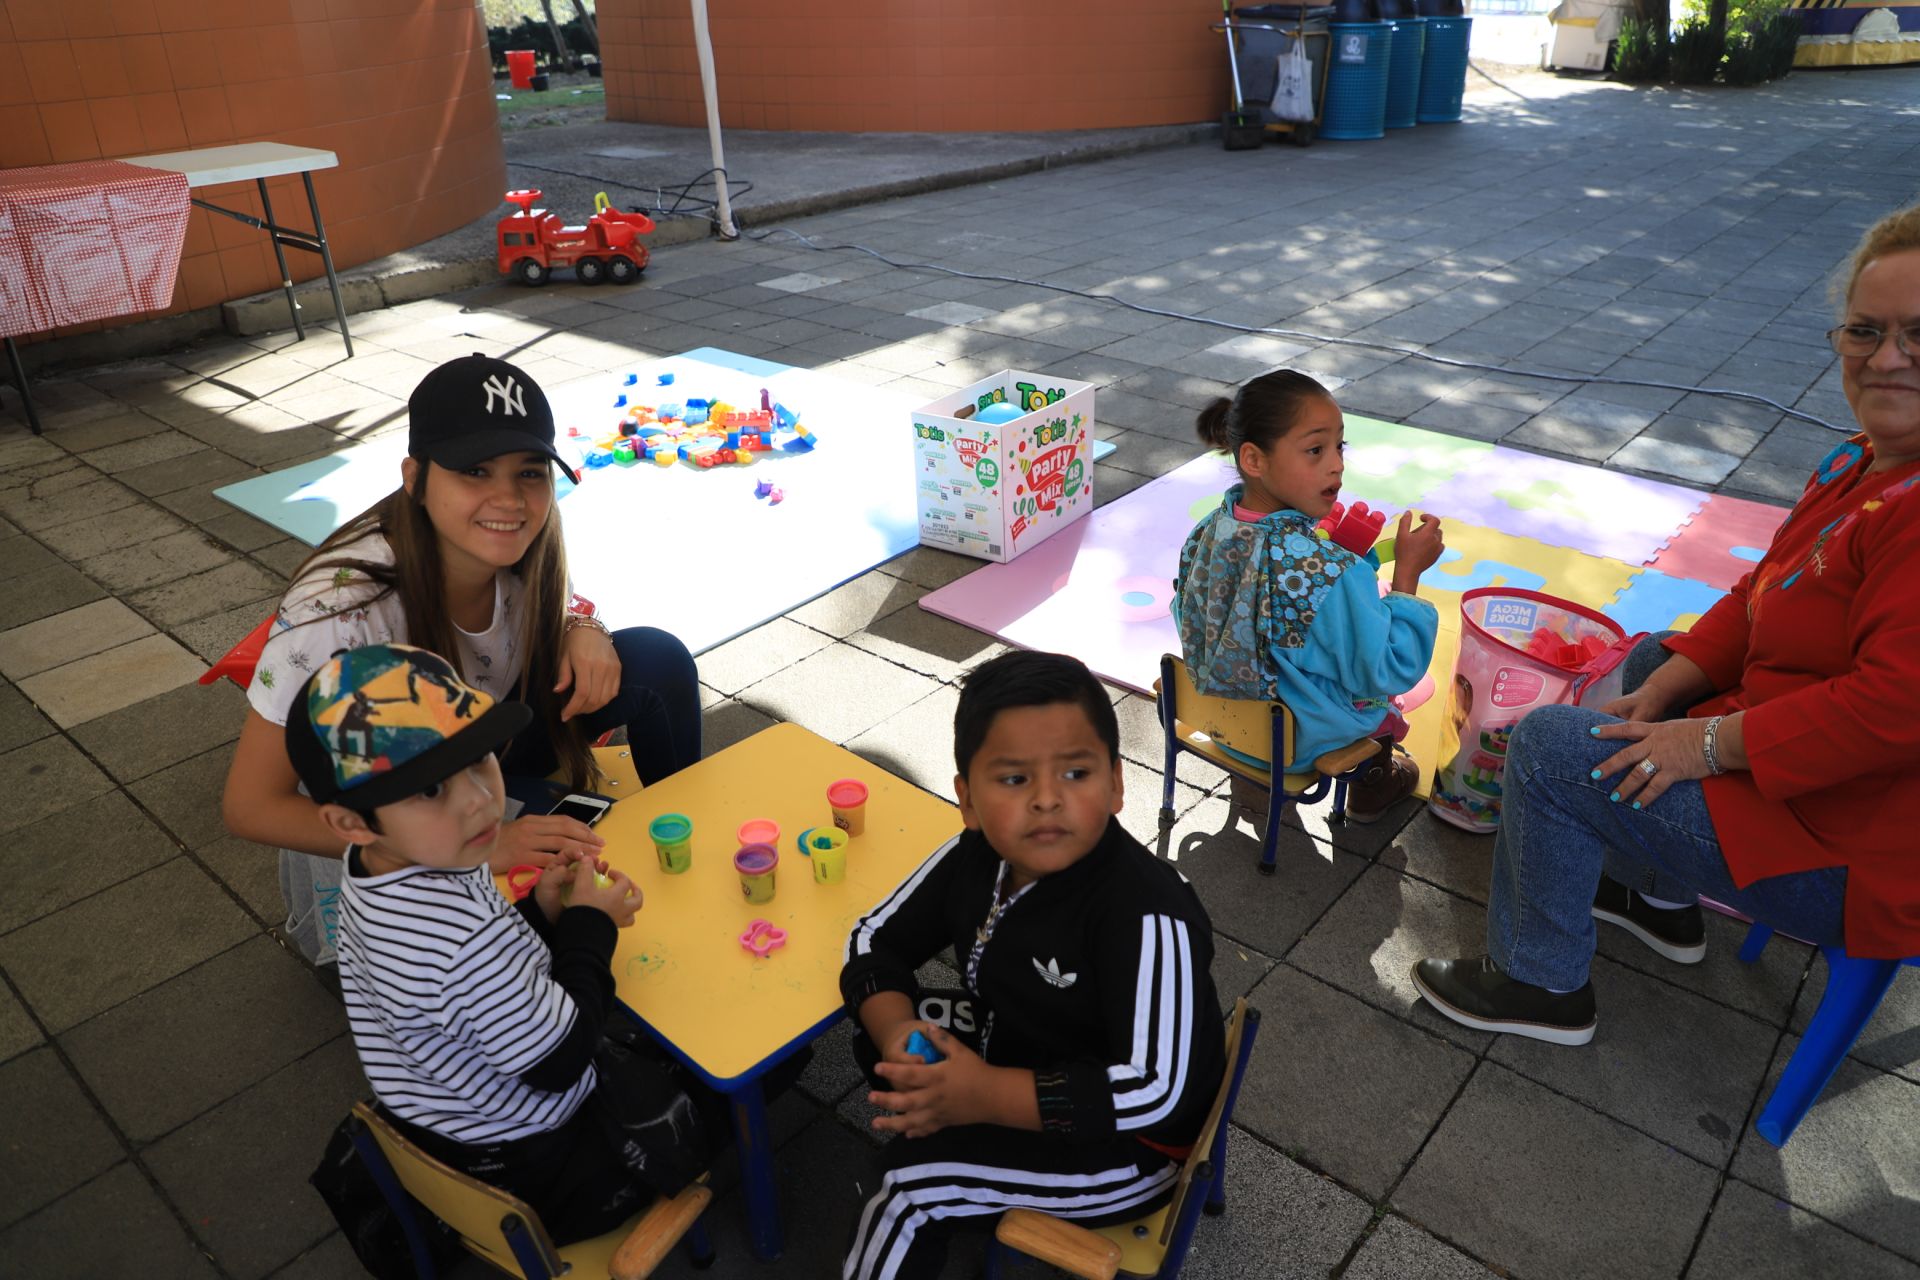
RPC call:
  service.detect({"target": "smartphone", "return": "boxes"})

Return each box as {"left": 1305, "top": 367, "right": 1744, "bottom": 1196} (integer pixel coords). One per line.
{"left": 549, "top": 792, "right": 613, "bottom": 827}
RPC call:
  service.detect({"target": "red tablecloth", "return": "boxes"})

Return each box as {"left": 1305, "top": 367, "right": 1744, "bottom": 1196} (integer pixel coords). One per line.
{"left": 0, "top": 160, "right": 191, "bottom": 338}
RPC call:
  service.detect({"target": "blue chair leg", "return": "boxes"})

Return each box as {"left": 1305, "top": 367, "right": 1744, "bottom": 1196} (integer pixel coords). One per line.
{"left": 983, "top": 1237, "right": 1009, "bottom": 1279}
{"left": 1737, "top": 922, "right": 1775, "bottom": 964}
{"left": 1257, "top": 795, "right": 1287, "bottom": 875}
{"left": 1755, "top": 949, "right": 1901, "bottom": 1147}
{"left": 685, "top": 1216, "right": 717, "bottom": 1269}
{"left": 1158, "top": 1159, "right": 1214, "bottom": 1279}
{"left": 1330, "top": 774, "right": 1350, "bottom": 823}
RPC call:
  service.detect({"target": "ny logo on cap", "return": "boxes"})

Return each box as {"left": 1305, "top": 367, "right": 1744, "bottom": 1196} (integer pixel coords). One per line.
{"left": 482, "top": 373, "right": 527, "bottom": 417}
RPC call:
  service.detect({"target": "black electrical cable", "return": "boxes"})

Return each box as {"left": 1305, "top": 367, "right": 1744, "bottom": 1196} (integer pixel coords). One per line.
{"left": 504, "top": 161, "right": 753, "bottom": 218}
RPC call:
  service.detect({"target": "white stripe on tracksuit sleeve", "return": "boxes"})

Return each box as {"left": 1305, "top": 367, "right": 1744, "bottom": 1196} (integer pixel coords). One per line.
{"left": 1103, "top": 914, "right": 1197, "bottom": 1133}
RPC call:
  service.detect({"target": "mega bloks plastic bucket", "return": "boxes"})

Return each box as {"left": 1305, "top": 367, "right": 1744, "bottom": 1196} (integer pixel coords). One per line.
{"left": 506, "top": 50, "right": 537, "bottom": 90}
{"left": 1321, "top": 21, "right": 1394, "bottom": 140}
{"left": 1415, "top": 15, "right": 1472, "bottom": 123}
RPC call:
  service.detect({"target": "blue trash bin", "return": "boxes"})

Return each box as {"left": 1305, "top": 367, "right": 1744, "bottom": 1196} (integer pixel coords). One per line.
{"left": 1416, "top": 14, "right": 1472, "bottom": 123}
{"left": 1384, "top": 16, "right": 1425, "bottom": 128}
{"left": 1321, "top": 21, "right": 1394, "bottom": 140}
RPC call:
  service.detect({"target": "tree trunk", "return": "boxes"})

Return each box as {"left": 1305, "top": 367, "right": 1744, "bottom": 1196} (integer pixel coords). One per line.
{"left": 539, "top": 0, "right": 571, "bottom": 67}
{"left": 1636, "top": 0, "right": 1668, "bottom": 30}
{"left": 1706, "top": 0, "right": 1729, "bottom": 42}
{"left": 569, "top": 0, "right": 599, "bottom": 54}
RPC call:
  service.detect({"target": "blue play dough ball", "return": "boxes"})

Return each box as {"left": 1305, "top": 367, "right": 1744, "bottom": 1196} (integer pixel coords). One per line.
{"left": 975, "top": 402, "right": 1025, "bottom": 425}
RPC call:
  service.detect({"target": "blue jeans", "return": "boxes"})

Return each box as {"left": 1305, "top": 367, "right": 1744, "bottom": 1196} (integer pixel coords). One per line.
{"left": 500, "top": 626, "right": 702, "bottom": 787}
{"left": 1487, "top": 633, "right": 1846, "bottom": 991}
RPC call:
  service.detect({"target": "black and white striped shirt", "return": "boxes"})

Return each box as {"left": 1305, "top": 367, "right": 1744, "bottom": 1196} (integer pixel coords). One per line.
{"left": 337, "top": 854, "right": 595, "bottom": 1144}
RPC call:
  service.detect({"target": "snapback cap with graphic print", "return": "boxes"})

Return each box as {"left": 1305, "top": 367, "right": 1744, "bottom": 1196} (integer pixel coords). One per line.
{"left": 408, "top": 353, "right": 580, "bottom": 484}
{"left": 286, "top": 644, "right": 532, "bottom": 812}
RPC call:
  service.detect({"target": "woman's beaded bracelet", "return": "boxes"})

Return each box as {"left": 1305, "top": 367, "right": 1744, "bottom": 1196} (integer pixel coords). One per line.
{"left": 1701, "top": 715, "right": 1727, "bottom": 776}
{"left": 563, "top": 612, "right": 612, "bottom": 639}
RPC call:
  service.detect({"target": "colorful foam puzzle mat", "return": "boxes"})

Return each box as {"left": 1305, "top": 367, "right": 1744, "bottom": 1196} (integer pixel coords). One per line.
{"left": 214, "top": 350, "right": 919, "bottom": 656}
{"left": 918, "top": 414, "right": 1791, "bottom": 796}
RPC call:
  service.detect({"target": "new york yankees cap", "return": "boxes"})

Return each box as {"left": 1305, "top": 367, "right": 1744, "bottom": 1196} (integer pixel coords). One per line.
{"left": 408, "top": 353, "right": 580, "bottom": 484}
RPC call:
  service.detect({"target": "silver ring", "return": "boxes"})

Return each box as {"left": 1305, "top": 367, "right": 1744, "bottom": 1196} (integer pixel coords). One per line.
{"left": 1638, "top": 758, "right": 1659, "bottom": 777}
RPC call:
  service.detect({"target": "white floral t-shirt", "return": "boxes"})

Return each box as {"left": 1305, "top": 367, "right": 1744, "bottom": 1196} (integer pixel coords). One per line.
{"left": 249, "top": 531, "right": 527, "bottom": 727}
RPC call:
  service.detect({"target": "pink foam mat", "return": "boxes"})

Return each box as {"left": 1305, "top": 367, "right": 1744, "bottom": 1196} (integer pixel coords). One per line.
{"left": 1646, "top": 493, "right": 1791, "bottom": 591}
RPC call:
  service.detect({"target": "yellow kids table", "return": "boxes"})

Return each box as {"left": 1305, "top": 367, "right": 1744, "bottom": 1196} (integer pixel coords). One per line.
{"left": 589, "top": 722, "right": 962, "bottom": 1261}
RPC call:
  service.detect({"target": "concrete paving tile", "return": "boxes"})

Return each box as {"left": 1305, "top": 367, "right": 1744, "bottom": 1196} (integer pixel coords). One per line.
{"left": 1611, "top": 435, "right": 1740, "bottom": 486}
{"left": 194, "top": 834, "right": 285, "bottom": 925}
{"left": 702, "top": 696, "right": 780, "bottom": 756}
{"left": 1491, "top": 955, "right": 1777, "bottom": 1164}
{"left": 62, "top": 936, "right": 345, "bottom": 1143}
{"left": 33, "top": 501, "right": 189, "bottom": 563}
{"left": 1691, "top": 1177, "right": 1920, "bottom": 1280}
{"left": 0, "top": 789, "right": 182, "bottom": 934}
{"left": 0, "top": 434, "right": 67, "bottom": 472}
{"left": 1789, "top": 957, "right": 1920, "bottom": 1085}
{"left": 1169, "top": 1127, "right": 1374, "bottom": 1280}
{"left": 0, "top": 734, "right": 116, "bottom": 836}
{"left": 1111, "top": 688, "right": 1223, "bottom": 791}
{"left": 17, "top": 632, "right": 206, "bottom": 728}
{"left": 1290, "top": 862, "right": 1495, "bottom": 1051}
{"left": 1404, "top": 398, "right": 1529, "bottom": 442}
{"left": 695, "top": 616, "right": 836, "bottom": 695}
{"left": 845, "top": 603, "right": 1006, "bottom": 684}
{"left": 264, "top": 1232, "right": 359, "bottom": 1280}
{"left": 1596, "top": 907, "right": 1806, "bottom": 1028}
{"left": 1377, "top": 812, "right": 1492, "bottom": 903}
{"left": 1235, "top": 964, "right": 1474, "bottom": 1198}
{"left": 172, "top": 595, "right": 283, "bottom": 663}
{"left": 0, "top": 533, "right": 60, "bottom": 584}
{"left": 0, "top": 1048, "right": 124, "bottom": 1229}
{"left": 144, "top": 1036, "right": 366, "bottom": 1280}
{"left": 0, "top": 561, "right": 108, "bottom": 631}
{"left": 0, "top": 857, "right": 255, "bottom": 1034}
{"left": 1639, "top": 413, "right": 1767, "bottom": 460}
{"left": 796, "top": 1017, "right": 863, "bottom": 1106}
{"left": 1094, "top": 464, "right": 1150, "bottom": 506}
{"left": 1505, "top": 412, "right": 1644, "bottom": 462}
{"left": 1723, "top": 458, "right": 1814, "bottom": 504}
{"left": 127, "top": 559, "right": 287, "bottom": 628}
{"left": 127, "top": 744, "right": 237, "bottom": 850}
{"left": 1341, "top": 1214, "right": 1498, "bottom": 1280}
{"left": 1732, "top": 1036, "right": 1920, "bottom": 1262}
{"left": 1095, "top": 429, "right": 1209, "bottom": 480}
{"left": 0, "top": 979, "right": 41, "bottom": 1065}
{"left": 0, "top": 681, "right": 53, "bottom": 754}
{"left": 847, "top": 682, "right": 963, "bottom": 802}
{"left": 1212, "top": 934, "right": 1277, "bottom": 1017}
{"left": 1397, "top": 1063, "right": 1717, "bottom": 1280}
{"left": 77, "top": 428, "right": 206, "bottom": 475}
{"left": 249, "top": 538, "right": 310, "bottom": 578}
{"left": 116, "top": 449, "right": 259, "bottom": 498}
{"left": 1, "top": 1161, "right": 221, "bottom": 1278}
{"left": 69, "top": 678, "right": 243, "bottom": 785}
{"left": 878, "top": 545, "right": 986, "bottom": 591}
{"left": 1161, "top": 794, "right": 1366, "bottom": 961}
{"left": 0, "top": 598, "right": 156, "bottom": 681}
{"left": 739, "top": 643, "right": 945, "bottom": 745}
{"left": 0, "top": 474, "right": 143, "bottom": 535}
{"left": 1283, "top": 787, "right": 1423, "bottom": 860}
{"left": 787, "top": 571, "right": 919, "bottom": 639}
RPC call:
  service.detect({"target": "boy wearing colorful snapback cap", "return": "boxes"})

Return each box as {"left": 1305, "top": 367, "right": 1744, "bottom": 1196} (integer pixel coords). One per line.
{"left": 287, "top": 643, "right": 681, "bottom": 1243}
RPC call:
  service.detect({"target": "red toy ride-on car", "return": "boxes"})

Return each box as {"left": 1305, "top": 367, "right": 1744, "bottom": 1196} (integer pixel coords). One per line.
{"left": 498, "top": 189, "right": 655, "bottom": 286}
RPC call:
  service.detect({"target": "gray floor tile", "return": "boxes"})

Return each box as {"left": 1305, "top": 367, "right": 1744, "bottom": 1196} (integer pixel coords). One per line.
{"left": 126, "top": 559, "right": 287, "bottom": 629}
{"left": 1235, "top": 965, "right": 1475, "bottom": 1198}
{"left": 696, "top": 616, "right": 835, "bottom": 696}
{"left": 1377, "top": 810, "right": 1493, "bottom": 903}
{"left": 0, "top": 597, "right": 157, "bottom": 681}
{"left": 0, "top": 561, "right": 108, "bottom": 631}
{"left": 69, "top": 678, "right": 246, "bottom": 784}
{"left": 0, "top": 1161, "right": 220, "bottom": 1279}
{"left": 0, "top": 533, "right": 60, "bottom": 584}
{"left": 62, "top": 936, "right": 345, "bottom": 1143}
{"left": 1731, "top": 1037, "right": 1920, "bottom": 1262}
{"left": 0, "top": 858, "right": 255, "bottom": 1034}
{"left": 0, "top": 979, "right": 42, "bottom": 1065}
{"left": 194, "top": 834, "right": 286, "bottom": 925}
{"left": 116, "top": 449, "right": 259, "bottom": 498}
{"left": 127, "top": 745, "right": 239, "bottom": 850}
{"left": 739, "top": 644, "right": 945, "bottom": 745}
{"left": 877, "top": 545, "right": 982, "bottom": 591}
{"left": 0, "top": 474, "right": 143, "bottom": 535}
{"left": 1289, "top": 863, "right": 1495, "bottom": 1051}
{"left": 17, "top": 632, "right": 206, "bottom": 728}
{"left": 144, "top": 1036, "right": 366, "bottom": 1280}
{"left": 0, "top": 734, "right": 116, "bottom": 835}
{"left": 77, "top": 528, "right": 234, "bottom": 594}
{"left": 0, "top": 1047, "right": 124, "bottom": 1229}
{"left": 846, "top": 682, "right": 963, "bottom": 802}
{"left": 265, "top": 1232, "right": 361, "bottom": 1280}
{"left": 1688, "top": 1177, "right": 1920, "bottom": 1280}
{"left": 1790, "top": 958, "right": 1920, "bottom": 1085}
{"left": 1171, "top": 1127, "right": 1374, "bottom": 1280}
{"left": 0, "top": 680, "right": 54, "bottom": 755}
{"left": 1598, "top": 907, "right": 1808, "bottom": 1028}
{"left": 1161, "top": 794, "right": 1367, "bottom": 962}
{"left": 1111, "top": 689, "right": 1223, "bottom": 790}
{"left": 1611, "top": 435, "right": 1740, "bottom": 486}
{"left": 1342, "top": 1215, "right": 1497, "bottom": 1280}
{"left": 1490, "top": 955, "right": 1778, "bottom": 1165}
{"left": 1210, "top": 933, "right": 1276, "bottom": 1017}
{"left": 1397, "top": 1063, "right": 1718, "bottom": 1280}
{"left": 31, "top": 501, "right": 189, "bottom": 563}
{"left": 845, "top": 604, "right": 1006, "bottom": 683}
{"left": 0, "top": 788, "right": 182, "bottom": 934}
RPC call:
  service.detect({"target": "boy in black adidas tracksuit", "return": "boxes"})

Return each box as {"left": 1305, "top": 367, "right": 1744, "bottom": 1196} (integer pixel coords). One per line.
{"left": 841, "top": 650, "right": 1225, "bottom": 1280}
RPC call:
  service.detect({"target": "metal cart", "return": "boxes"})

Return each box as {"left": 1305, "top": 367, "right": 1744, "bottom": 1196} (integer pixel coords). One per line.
{"left": 1214, "top": 5, "right": 1336, "bottom": 147}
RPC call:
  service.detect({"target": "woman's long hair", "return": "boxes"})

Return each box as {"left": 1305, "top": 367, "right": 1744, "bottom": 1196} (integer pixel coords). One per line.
{"left": 286, "top": 460, "right": 596, "bottom": 789}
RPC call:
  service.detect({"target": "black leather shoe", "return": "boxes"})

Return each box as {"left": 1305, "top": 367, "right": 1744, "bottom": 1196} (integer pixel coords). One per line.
{"left": 1411, "top": 956, "right": 1597, "bottom": 1046}
{"left": 1592, "top": 877, "right": 1706, "bottom": 965}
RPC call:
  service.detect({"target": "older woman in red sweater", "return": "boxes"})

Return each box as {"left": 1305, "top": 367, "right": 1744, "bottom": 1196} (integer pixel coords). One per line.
{"left": 1414, "top": 203, "right": 1920, "bottom": 1045}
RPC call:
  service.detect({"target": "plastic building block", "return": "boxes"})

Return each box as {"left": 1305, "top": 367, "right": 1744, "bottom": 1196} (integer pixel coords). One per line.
{"left": 1316, "top": 500, "right": 1388, "bottom": 556}
{"left": 614, "top": 393, "right": 628, "bottom": 408}
{"left": 739, "top": 919, "right": 788, "bottom": 958}
{"left": 768, "top": 486, "right": 784, "bottom": 505}
{"left": 624, "top": 373, "right": 639, "bottom": 386}
{"left": 904, "top": 1030, "right": 945, "bottom": 1064}
{"left": 584, "top": 448, "right": 614, "bottom": 469}
{"left": 685, "top": 405, "right": 709, "bottom": 426}
{"left": 755, "top": 478, "right": 774, "bottom": 498}
{"left": 772, "top": 402, "right": 799, "bottom": 430}
{"left": 612, "top": 441, "right": 637, "bottom": 465}
{"left": 618, "top": 418, "right": 638, "bottom": 437}
{"left": 760, "top": 388, "right": 771, "bottom": 411}
{"left": 659, "top": 372, "right": 675, "bottom": 386}
{"left": 685, "top": 397, "right": 710, "bottom": 410}
{"left": 658, "top": 402, "right": 682, "bottom": 420}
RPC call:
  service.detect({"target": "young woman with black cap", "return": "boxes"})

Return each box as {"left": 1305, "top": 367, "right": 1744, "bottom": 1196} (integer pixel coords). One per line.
{"left": 222, "top": 354, "right": 701, "bottom": 953}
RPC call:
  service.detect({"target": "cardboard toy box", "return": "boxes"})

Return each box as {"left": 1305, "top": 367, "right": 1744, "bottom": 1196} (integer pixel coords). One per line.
{"left": 911, "top": 370, "right": 1096, "bottom": 563}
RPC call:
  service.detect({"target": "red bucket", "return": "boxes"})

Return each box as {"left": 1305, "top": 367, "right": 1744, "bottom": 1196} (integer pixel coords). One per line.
{"left": 506, "top": 50, "right": 536, "bottom": 90}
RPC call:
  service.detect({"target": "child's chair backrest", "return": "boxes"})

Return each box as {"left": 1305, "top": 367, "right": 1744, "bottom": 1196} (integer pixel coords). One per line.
{"left": 1163, "top": 654, "right": 1294, "bottom": 771}
{"left": 1157, "top": 997, "right": 1256, "bottom": 1246}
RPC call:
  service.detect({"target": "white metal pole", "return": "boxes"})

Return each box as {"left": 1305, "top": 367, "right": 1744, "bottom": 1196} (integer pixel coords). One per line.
{"left": 689, "top": 0, "right": 738, "bottom": 238}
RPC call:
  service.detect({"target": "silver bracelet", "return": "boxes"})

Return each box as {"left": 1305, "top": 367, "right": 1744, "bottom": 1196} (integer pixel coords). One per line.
{"left": 1701, "top": 715, "right": 1726, "bottom": 776}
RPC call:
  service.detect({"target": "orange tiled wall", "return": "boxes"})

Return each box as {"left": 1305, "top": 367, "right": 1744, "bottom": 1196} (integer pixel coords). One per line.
{"left": 0, "top": 0, "right": 504, "bottom": 327}
{"left": 600, "top": 0, "right": 1229, "bottom": 133}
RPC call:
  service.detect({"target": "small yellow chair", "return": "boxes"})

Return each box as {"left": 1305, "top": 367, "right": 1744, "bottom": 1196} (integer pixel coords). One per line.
{"left": 1155, "top": 653, "right": 1384, "bottom": 873}
{"left": 986, "top": 999, "right": 1262, "bottom": 1280}
{"left": 347, "top": 1101, "right": 716, "bottom": 1279}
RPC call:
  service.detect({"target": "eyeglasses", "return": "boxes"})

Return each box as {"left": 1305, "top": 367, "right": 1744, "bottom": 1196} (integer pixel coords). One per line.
{"left": 1827, "top": 324, "right": 1920, "bottom": 359}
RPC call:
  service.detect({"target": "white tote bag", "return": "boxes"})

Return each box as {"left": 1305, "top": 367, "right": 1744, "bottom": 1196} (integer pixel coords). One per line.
{"left": 1270, "top": 41, "right": 1315, "bottom": 122}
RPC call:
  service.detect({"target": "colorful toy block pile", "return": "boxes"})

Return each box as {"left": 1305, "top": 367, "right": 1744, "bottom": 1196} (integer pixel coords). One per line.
{"left": 571, "top": 375, "right": 818, "bottom": 472}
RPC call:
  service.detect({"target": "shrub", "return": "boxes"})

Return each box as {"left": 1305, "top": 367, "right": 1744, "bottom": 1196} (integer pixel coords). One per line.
{"left": 1612, "top": 16, "right": 1671, "bottom": 82}
{"left": 1761, "top": 10, "right": 1803, "bottom": 77}
{"left": 1722, "top": 9, "right": 1801, "bottom": 84}
{"left": 1668, "top": 18, "right": 1724, "bottom": 83}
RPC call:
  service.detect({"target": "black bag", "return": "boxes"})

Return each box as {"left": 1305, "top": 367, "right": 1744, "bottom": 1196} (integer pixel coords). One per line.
{"left": 588, "top": 1018, "right": 715, "bottom": 1198}
{"left": 310, "top": 1113, "right": 462, "bottom": 1280}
